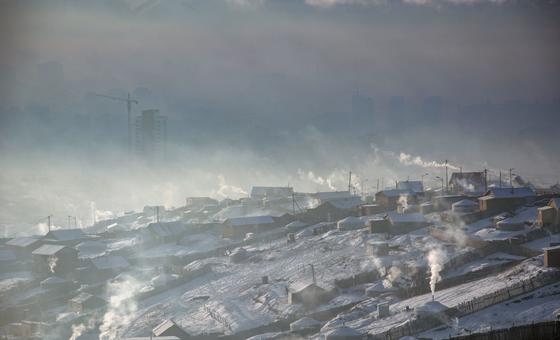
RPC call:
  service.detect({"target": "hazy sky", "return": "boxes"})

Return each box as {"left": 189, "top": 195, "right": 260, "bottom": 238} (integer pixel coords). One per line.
{"left": 0, "top": 0, "right": 559, "bottom": 231}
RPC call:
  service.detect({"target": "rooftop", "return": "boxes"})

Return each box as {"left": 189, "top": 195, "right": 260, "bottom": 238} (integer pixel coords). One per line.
{"left": 225, "top": 215, "right": 276, "bottom": 226}
{"left": 32, "top": 244, "right": 67, "bottom": 256}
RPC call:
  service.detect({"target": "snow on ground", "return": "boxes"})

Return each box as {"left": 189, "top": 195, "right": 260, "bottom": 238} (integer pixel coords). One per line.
{"left": 0, "top": 271, "right": 34, "bottom": 295}
{"left": 124, "top": 228, "right": 378, "bottom": 337}
{"left": 443, "top": 252, "right": 525, "bottom": 279}
{"left": 342, "top": 257, "right": 557, "bottom": 336}
{"left": 418, "top": 282, "right": 560, "bottom": 339}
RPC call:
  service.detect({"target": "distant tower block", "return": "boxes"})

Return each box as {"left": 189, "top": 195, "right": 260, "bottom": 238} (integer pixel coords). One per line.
{"left": 135, "top": 109, "right": 167, "bottom": 162}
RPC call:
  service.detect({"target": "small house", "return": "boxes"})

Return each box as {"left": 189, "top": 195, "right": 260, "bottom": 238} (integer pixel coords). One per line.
{"left": 89, "top": 255, "right": 130, "bottom": 280}
{"left": 544, "top": 245, "right": 560, "bottom": 268}
{"left": 386, "top": 211, "right": 429, "bottom": 234}
{"left": 69, "top": 293, "right": 105, "bottom": 313}
{"left": 31, "top": 244, "right": 79, "bottom": 276}
{"left": 359, "top": 204, "right": 383, "bottom": 216}
{"left": 152, "top": 319, "right": 190, "bottom": 338}
{"left": 223, "top": 215, "right": 277, "bottom": 239}
{"left": 185, "top": 196, "right": 218, "bottom": 209}
{"left": 288, "top": 282, "right": 328, "bottom": 307}
{"left": 537, "top": 198, "right": 560, "bottom": 230}
{"left": 478, "top": 187, "right": 536, "bottom": 213}
{"left": 432, "top": 195, "right": 468, "bottom": 210}
{"left": 368, "top": 219, "right": 391, "bottom": 234}
{"left": 5, "top": 236, "right": 42, "bottom": 258}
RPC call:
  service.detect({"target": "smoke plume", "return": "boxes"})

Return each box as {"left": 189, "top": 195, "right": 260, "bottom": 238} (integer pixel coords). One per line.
{"left": 427, "top": 247, "right": 447, "bottom": 296}
{"left": 399, "top": 152, "right": 460, "bottom": 171}
{"left": 98, "top": 276, "right": 142, "bottom": 340}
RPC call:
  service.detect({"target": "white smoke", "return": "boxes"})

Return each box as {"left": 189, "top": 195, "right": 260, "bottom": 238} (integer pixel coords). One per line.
{"left": 427, "top": 247, "right": 447, "bottom": 296}
{"left": 399, "top": 152, "right": 460, "bottom": 171}
{"left": 215, "top": 174, "right": 248, "bottom": 199}
{"left": 48, "top": 256, "right": 58, "bottom": 273}
{"left": 398, "top": 194, "right": 409, "bottom": 210}
{"left": 98, "top": 276, "right": 142, "bottom": 340}
{"left": 69, "top": 323, "right": 86, "bottom": 340}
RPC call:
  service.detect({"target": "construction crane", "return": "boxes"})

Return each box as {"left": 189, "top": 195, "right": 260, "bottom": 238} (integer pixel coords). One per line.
{"left": 94, "top": 92, "right": 139, "bottom": 156}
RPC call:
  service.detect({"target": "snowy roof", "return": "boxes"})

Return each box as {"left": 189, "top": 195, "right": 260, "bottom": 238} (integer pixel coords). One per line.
{"left": 378, "top": 189, "right": 414, "bottom": 198}
{"left": 32, "top": 244, "right": 67, "bottom": 256}
{"left": 40, "top": 276, "right": 67, "bottom": 285}
{"left": 290, "top": 317, "right": 321, "bottom": 331}
{"left": 289, "top": 281, "right": 323, "bottom": 293}
{"left": 45, "top": 229, "right": 87, "bottom": 241}
{"left": 6, "top": 236, "right": 41, "bottom": 248}
{"left": 153, "top": 319, "right": 186, "bottom": 337}
{"left": 90, "top": 255, "right": 129, "bottom": 270}
{"left": 550, "top": 198, "right": 560, "bottom": 208}
{"left": 315, "top": 191, "right": 353, "bottom": 201}
{"left": 415, "top": 300, "right": 448, "bottom": 315}
{"left": 0, "top": 249, "right": 16, "bottom": 262}
{"left": 397, "top": 181, "right": 423, "bottom": 193}
{"left": 337, "top": 216, "right": 364, "bottom": 226}
{"left": 285, "top": 220, "right": 307, "bottom": 229}
{"left": 225, "top": 215, "right": 276, "bottom": 226}
{"left": 480, "top": 187, "right": 535, "bottom": 199}
{"left": 452, "top": 199, "right": 478, "bottom": 207}
{"left": 325, "top": 326, "right": 362, "bottom": 337}
{"left": 387, "top": 211, "right": 427, "bottom": 224}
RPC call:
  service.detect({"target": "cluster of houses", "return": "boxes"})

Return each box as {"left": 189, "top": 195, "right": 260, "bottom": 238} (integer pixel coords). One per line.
{"left": 1, "top": 171, "right": 560, "bottom": 339}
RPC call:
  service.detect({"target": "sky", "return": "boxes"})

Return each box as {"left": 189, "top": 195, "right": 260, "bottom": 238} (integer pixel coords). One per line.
{"left": 0, "top": 0, "right": 559, "bottom": 233}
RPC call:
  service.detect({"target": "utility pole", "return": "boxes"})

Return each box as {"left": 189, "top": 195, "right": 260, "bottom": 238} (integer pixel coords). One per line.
{"left": 47, "top": 215, "right": 52, "bottom": 233}
{"left": 499, "top": 171, "right": 502, "bottom": 188}
{"left": 445, "top": 160, "right": 449, "bottom": 193}
{"left": 381, "top": 177, "right": 384, "bottom": 191}
{"left": 68, "top": 216, "right": 72, "bottom": 228}
{"left": 376, "top": 178, "right": 380, "bottom": 193}
{"left": 348, "top": 171, "right": 352, "bottom": 193}
{"left": 484, "top": 169, "right": 488, "bottom": 192}
{"left": 309, "top": 264, "right": 316, "bottom": 285}
{"left": 421, "top": 173, "right": 429, "bottom": 192}
{"left": 292, "top": 193, "right": 296, "bottom": 215}
{"left": 156, "top": 206, "right": 160, "bottom": 223}
{"left": 509, "top": 168, "right": 515, "bottom": 194}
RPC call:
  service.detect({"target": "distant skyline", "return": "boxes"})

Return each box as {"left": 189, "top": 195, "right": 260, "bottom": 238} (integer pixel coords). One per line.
{"left": 0, "top": 0, "right": 559, "bottom": 228}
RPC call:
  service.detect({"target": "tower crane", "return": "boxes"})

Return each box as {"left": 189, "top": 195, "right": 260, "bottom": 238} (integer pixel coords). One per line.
{"left": 94, "top": 92, "right": 139, "bottom": 156}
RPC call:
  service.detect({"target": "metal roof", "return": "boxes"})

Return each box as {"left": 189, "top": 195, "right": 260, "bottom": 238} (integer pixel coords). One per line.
{"left": 45, "top": 229, "right": 87, "bottom": 241}
{"left": 6, "top": 236, "right": 41, "bottom": 248}
{"left": 32, "top": 244, "right": 67, "bottom": 256}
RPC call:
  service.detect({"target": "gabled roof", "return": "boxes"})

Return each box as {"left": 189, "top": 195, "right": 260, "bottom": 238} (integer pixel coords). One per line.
{"left": 480, "top": 187, "right": 535, "bottom": 200}
{"left": 225, "top": 215, "right": 275, "bottom": 226}
{"left": 90, "top": 255, "right": 129, "bottom": 270}
{"left": 452, "top": 199, "right": 478, "bottom": 207}
{"left": 6, "top": 236, "right": 41, "bottom": 248}
{"left": 45, "top": 229, "right": 87, "bottom": 241}
{"left": 32, "top": 244, "right": 67, "bottom": 256}
{"left": 289, "top": 282, "right": 325, "bottom": 293}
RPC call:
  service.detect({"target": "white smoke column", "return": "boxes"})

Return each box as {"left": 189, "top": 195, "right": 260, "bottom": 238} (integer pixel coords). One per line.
{"left": 399, "top": 152, "right": 460, "bottom": 170}
{"left": 69, "top": 323, "right": 86, "bottom": 340}
{"left": 215, "top": 174, "right": 248, "bottom": 199}
{"left": 398, "top": 194, "right": 408, "bottom": 210}
{"left": 427, "top": 247, "right": 447, "bottom": 297}
{"left": 48, "top": 256, "right": 58, "bottom": 273}
{"left": 98, "top": 276, "right": 142, "bottom": 340}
